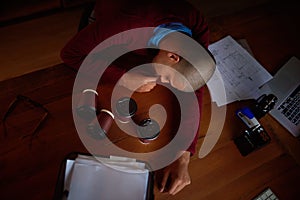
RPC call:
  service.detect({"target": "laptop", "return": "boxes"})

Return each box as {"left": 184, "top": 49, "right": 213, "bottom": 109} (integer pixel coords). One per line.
{"left": 259, "top": 56, "right": 300, "bottom": 137}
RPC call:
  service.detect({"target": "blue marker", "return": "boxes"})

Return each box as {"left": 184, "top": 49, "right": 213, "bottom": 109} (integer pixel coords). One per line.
{"left": 236, "top": 107, "right": 260, "bottom": 129}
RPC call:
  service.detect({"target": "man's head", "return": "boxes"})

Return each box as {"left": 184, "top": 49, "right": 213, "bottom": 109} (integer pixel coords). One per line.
{"left": 152, "top": 31, "right": 216, "bottom": 92}
{"left": 152, "top": 50, "right": 186, "bottom": 91}
{"left": 119, "top": 31, "right": 216, "bottom": 93}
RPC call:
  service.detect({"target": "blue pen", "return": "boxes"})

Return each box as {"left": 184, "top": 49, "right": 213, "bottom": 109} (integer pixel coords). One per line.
{"left": 236, "top": 107, "right": 261, "bottom": 129}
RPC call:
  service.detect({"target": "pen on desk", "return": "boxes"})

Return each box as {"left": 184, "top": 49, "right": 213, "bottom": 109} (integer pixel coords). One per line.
{"left": 236, "top": 107, "right": 261, "bottom": 130}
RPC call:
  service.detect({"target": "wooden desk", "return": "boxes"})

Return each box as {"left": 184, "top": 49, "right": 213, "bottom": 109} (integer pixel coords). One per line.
{"left": 0, "top": 1, "right": 300, "bottom": 199}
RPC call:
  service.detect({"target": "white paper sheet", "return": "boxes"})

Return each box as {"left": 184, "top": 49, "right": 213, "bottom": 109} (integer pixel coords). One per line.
{"left": 65, "top": 155, "right": 150, "bottom": 200}
{"left": 207, "top": 36, "right": 273, "bottom": 106}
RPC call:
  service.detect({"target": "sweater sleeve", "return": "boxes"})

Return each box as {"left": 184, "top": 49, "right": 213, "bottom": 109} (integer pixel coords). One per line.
{"left": 60, "top": 20, "right": 136, "bottom": 74}
{"left": 185, "top": 1, "right": 210, "bottom": 49}
{"left": 185, "top": 87, "right": 204, "bottom": 155}
{"left": 185, "top": 7, "right": 210, "bottom": 155}
{"left": 60, "top": 22, "right": 101, "bottom": 71}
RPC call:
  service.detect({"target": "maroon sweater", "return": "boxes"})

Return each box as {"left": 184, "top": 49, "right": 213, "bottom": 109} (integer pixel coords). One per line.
{"left": 61, "top": 0, "right": 210, "bottom": 155}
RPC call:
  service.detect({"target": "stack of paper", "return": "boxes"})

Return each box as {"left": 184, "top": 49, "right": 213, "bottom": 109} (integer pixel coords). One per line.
{"left": 207, "top": 36, "right": 273, "bottom": 106}
{"left": 63, "top": 154, "right": 150, "bottom": 200}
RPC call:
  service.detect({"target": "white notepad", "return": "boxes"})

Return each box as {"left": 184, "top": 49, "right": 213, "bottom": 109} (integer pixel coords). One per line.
{"left": 64, "top": 155, "right": 150, "bottom": 200}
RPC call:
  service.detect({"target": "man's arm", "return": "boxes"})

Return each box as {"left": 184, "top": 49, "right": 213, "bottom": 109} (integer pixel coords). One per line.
{"left": 183, "top": 0, "right": 210, "bottom": 49}
{"left": 185, "top": 88, "right": 204, "bottom": 155}
{"left": 60, "top": 22, "right": 101, "bottom": 70}
{"left": 158, "top": 151, "right": 191, "bottom": 195}
{"left": 156, "top": 87, "right": 203, "bottom": 195}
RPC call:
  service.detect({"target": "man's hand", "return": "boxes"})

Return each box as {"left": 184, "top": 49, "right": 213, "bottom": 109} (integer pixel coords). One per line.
{"left": 156, "top": 151, "right": 191, "bottom": 195}
{"left": 118, "top": 72, "right": 158, "bottom": 92}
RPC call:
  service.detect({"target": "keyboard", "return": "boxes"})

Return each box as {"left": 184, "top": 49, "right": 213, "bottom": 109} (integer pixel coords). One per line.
{"left": 253, "top": 188, "right": 279, "bottom": 200}
{"left": 277, "top": 84, "right": 300, "bottom": 126}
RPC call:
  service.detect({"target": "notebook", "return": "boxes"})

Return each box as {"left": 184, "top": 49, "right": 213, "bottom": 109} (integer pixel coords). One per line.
{"left": 259, "top": 56, "right": 300, "bottom": 137}
{"left": 53, "top": 153, "right": 154, "bottom": 200}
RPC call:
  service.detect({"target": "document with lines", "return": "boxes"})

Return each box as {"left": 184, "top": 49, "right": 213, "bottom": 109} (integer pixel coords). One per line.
{"left": 207, "top": 35, "right": 273, "bottom": 106}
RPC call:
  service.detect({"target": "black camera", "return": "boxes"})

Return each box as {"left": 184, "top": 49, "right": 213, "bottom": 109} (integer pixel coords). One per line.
{"left": 251, "top": 94, "right": 278, "bottom": 119}
{"left": 234, "top": 126, "right": 271, "bottom": 156}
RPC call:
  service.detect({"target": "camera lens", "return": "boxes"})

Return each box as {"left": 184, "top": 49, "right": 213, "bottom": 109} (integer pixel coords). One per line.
{"left": 137, "top": 118, "right": 160, "bottom": 144}
{"left": 76, "top": 89, "right": 98, "bottom": 121}
{"left": 115, "top": 97, "right": 137, "bottom": 123}
{"left": 86, "top": 123, "right": 107, "bottom": 140}
{"left": 86, "top": 109, "right": 114, "bottom": 140}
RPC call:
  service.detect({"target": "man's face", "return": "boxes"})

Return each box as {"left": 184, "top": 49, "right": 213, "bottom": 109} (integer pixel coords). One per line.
{"left": 152, "top": 50, "right": 187, "bottom": 91}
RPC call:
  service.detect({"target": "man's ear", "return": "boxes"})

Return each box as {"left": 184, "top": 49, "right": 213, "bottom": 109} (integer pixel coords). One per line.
{"left": 167, "top": 52, "right": 180, "bottom": 63}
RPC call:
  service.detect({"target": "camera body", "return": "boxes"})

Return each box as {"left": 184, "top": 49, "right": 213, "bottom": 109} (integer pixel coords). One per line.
{"left": 234, "top": 126, "right": 271, "bottom": 156}
{"left": 234, "top": 94, "right": 277, "bottom": 156}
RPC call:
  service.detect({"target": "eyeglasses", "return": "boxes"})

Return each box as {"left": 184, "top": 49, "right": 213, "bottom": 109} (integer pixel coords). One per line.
{"left": 1, "top": 95, "right": 49, "bottom": 142}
